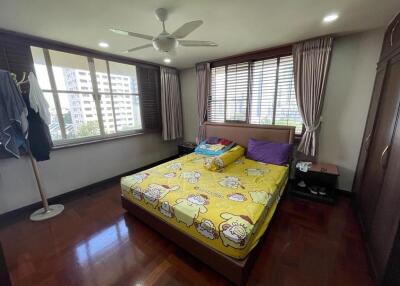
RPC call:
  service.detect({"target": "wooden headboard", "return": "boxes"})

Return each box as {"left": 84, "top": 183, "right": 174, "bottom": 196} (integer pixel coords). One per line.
{"left": 204, "top": 122, "right": 295, "bottom": 146}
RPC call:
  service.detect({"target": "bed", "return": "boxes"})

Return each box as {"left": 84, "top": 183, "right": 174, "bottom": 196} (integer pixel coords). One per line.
{"left": 121, "top": 122, "right": 295, "bottom": 285}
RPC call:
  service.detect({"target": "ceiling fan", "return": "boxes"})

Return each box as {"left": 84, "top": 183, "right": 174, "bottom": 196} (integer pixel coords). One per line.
{"left": 110, "top": 8, "right": 217, "bottom": 55}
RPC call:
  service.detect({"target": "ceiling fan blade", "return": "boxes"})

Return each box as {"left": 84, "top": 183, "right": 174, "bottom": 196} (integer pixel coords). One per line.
{"left": 124, "top": 44, "right": 153, "bottom": 53}
{"left": 110, "top": 28, "right": 153, "bottom": 41}
{"left": 171, "top": 20, "right": 203, "bottom": 39}
{"left": 179, "top": 40, "right": 217, "bottom": 47}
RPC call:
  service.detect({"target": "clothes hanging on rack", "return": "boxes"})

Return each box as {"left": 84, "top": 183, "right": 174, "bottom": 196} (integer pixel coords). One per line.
{"left": 28, "top": 72, "right": 51, "bottom": 125}
{"left": 22, "top": 91, "right": 53, "bottom": 161}
{"left": 0, "top": 69, "right": 28, "bottom": 158}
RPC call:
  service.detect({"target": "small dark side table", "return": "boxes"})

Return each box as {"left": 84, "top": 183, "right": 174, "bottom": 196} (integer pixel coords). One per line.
{"left": 292, "top": 162, "right": 339, "bottom": 204}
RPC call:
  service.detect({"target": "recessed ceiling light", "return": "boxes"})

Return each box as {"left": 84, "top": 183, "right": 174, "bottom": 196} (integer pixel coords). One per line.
{"left": 164, "top": 58, "right": 171, "bottom": 64}
{"left": 98, "top": 42, "right": 109, "bottom": 48}
{"left": 323, "top": 13, "right": 339, "bottom": 23}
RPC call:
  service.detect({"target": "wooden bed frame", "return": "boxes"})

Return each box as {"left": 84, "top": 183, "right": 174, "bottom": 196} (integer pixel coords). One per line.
{"left": 121, "top": 122, "right": 295, "bottom": 285}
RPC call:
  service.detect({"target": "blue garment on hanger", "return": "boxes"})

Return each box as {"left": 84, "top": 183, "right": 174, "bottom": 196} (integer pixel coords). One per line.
{"left": 0, "top": 69, "right": 28, "bottom": 158}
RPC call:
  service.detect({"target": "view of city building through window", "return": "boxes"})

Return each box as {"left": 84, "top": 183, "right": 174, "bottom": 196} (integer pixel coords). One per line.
{"left": 31, "top": 47, "right": 142, "bottom": 143}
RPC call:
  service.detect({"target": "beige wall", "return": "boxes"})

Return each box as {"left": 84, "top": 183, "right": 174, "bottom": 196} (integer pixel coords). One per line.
{"left": 0, "top": 133, "right": 177, "bottom": 214}
{"left": 319, "top": 28, "right": 384, "bottom": 190}
{"left": 180, "top": 28, "right": 385, "bottom": 191}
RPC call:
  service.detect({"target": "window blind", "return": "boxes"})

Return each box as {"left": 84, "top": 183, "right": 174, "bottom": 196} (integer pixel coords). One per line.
{"left": 274, "top": 56, "right": 302, "bottom": 133}
{"left": 225, "top": 62, "right": 249, "bottom": 121}
{"left": 250, "top": 58, "right": 278, "bottom": 125}
{"left": 208, "top": 55, "right": 303, "bottom": 134}
{"left": 208, "top": 66, "right": 225, "bottom": 123}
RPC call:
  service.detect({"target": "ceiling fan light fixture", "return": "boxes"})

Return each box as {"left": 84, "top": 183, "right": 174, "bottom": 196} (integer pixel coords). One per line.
{"left": 153, "top": 36, "right": 178, "bottom": 52}
{"left": 111, "top": 8, "right": 217, "bottom": 55}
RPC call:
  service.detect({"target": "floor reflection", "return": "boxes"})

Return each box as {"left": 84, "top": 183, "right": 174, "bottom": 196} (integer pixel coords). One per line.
{"left": 75, "top": 217, "right": 128, "bottom": 266}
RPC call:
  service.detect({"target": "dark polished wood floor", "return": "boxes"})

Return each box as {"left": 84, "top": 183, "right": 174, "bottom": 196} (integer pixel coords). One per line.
{"left": 0, "top": 183, "right": 375, "bottom": 286}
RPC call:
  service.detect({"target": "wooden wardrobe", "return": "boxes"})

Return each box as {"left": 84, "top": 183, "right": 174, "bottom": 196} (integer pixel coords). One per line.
{"left": 353, "top": 12, "right": 400, "bottom": 285}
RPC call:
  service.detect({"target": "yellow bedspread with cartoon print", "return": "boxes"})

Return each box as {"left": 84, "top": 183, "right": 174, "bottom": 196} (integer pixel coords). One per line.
{"left": 120, "top": 153, "right": 288, "bottom": 259}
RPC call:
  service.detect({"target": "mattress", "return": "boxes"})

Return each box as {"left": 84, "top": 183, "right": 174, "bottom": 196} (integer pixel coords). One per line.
{"left": 121, "top": 153, "right": 288, "bottom": 259}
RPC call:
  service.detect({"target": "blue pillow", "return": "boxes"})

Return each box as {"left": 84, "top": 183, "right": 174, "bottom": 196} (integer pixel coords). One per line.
{"left": 195, "top": 140, "right": 235, "bottom": 156}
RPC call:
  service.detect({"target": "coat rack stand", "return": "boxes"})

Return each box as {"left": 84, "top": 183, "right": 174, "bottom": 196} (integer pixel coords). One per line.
{"left": 10, "top": 71, "right": 64, "bottom": 221}
{"left": 28, "top": 151, "right": 64, "bottom": 221}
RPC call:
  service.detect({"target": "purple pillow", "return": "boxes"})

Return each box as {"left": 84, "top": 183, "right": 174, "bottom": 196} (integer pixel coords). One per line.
{"left": 246, "top": 138, "right": 292, "bottom": 166}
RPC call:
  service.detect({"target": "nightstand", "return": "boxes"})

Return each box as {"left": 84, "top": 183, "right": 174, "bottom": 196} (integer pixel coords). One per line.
{"left": 292, "top": 162, "right": 339, "bottom": 204}
{"left": 177, "top": 142, "right": 197, "bottom": 157}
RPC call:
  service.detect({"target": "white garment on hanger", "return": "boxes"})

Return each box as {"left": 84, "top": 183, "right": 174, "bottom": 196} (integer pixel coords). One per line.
{"left": 28, "top": 72, "right": 51, "bottom": 125}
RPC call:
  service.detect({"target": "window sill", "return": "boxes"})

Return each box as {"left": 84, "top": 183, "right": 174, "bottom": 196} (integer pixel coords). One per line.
{"left": 52, "top": 129, "right": 159, "bottom": 151}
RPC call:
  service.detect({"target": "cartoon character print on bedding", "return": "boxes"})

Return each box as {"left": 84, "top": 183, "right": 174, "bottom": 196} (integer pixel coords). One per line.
{"left": 143, "top": 184, "right": 179, "bottom": 208}
{"left": 195, "top": 219, "right": 219, "bottom": 240}
{"left": 173, "top": 194, "right": 209, "bottom": 227}
{"left": 166, "top": 162, "right": 182, "bottom": 172}
{"left": 227, "top": 193, "right": 247, "bottom": 202}
{"left": 218, "top": 176, "right": 244, "bottom": 189}
{"left": 131, "top": 186, "right": 143, "bottom": 201}
{"left": 127, "top": 173, "right": 149, "bottom": 187}
{"left": 219, "top": 213, "right": 254, "bottom": 249}
{"left": 204, "top": 156, "right": 224, "bottom": 171}
{"left": 249, "top": 191, "right": 272, "bottom": 206}
{"left": 159, "top": 201, "right": 174, "bottom": 218}
{"left": 164, "top": 172, "right": 176, "bottom": 178}
{"left": 180, "top": 171, "right": 201, "bottom": 184}
{"left": 128, "top": 173, "right": 150, "bottom": 200}
{"left": 213, "top": 157, "right": 224, "bottom": 169}
{"left": 203, "top": 157, "right": 213, "bottom": 169}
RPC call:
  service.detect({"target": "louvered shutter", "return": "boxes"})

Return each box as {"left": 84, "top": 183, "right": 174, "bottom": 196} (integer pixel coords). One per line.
{"left": 208, "top": 66, "right": 225, "bottom": 122}
{"left": 249, "top": 58, "right": 278, "bottom": 125}
{"left": 137, "top": 65, "right": 161, "bottom": 130}
{"left": 225, "top": 62, "right": 249, "bottom": 121}
{"left": 208, "top": 63, "right": 250, "bottom": 122}
{"left": 274, "top": 56, "right": 303, "bottom": 134}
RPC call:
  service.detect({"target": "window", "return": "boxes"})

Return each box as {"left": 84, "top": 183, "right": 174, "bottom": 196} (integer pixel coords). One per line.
{"left": 31, "top": 46, "right": 143, "bottom": 144}
{"left": 107, "top": 61, "right": 141, "bottom": 132}
{"left": 208, "top": 55, "right": 303, "bottom": 134}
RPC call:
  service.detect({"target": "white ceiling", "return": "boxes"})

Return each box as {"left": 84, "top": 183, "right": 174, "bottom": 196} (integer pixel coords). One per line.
{"left": 0, "top": 0, "right": 399, "bottom": 69}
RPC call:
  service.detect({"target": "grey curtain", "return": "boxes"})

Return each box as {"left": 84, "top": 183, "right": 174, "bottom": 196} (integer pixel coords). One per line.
{"left": 195, "top": 63, "right": 210, "bottom": 141}
{"left": 293, "top": 36, "right": 333, "bottom": 156}
{"left": 160, "top": 67, "right": 183, "bottom": 141}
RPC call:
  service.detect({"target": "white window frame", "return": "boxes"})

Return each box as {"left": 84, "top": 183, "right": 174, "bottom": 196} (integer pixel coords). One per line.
{"left": 34, "top": 47, "right": 144, "bottom": 146}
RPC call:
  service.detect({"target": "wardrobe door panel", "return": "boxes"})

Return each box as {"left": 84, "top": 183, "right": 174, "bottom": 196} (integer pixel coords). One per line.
{"left": 353, "top": 64, "right": 386, "bottom": 198}
{"left": 369, "top": 115, "right": 400, "bottom": 282}
{"left": 359, "top": 56, "right": 400, "bottom": 233}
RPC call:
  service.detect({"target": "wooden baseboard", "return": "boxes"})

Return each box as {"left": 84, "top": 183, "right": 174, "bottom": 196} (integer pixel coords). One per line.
{"left": 0, "top": 154, "right": 178, "bottom": 226}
